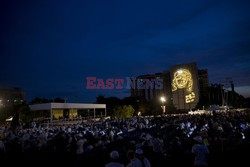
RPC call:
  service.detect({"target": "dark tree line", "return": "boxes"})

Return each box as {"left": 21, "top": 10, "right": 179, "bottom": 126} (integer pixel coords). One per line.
{"left": 96, "top": 95, "right": 175, "bottom": 117}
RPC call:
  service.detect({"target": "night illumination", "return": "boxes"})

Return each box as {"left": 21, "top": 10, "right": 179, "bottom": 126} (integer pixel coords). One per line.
{"left": 172, "top": 69, "right": 196, "bottom": 103}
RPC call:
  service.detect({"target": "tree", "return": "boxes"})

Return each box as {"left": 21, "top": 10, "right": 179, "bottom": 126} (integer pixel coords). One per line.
{"left": 96, "top": 95, "right": 105, "bottom": 104}
{"left": 11, "top": 110, "right": 19, "bottom": 129}
{"left": 113, "top": 105, "right": 134, "bottom": 118}
{"left": 138, "top": 101, "right": 151, "bottom": 115}
{"left": 113, "top": 105, "right": 123, "bottom": 118}
{"left": 54, "top": 97, "right": 65, "bottom": 103}
{"left": 123, "top": 105, "right": 135, "bottom": 118}
{"left": 96, "top": 95, "right": 121, "bottom": 116}
{"left": 0, "top": 105, "right": 16, "bottom": 123}
{"left": 0, "top": 103, "right": 32, "bottom": 128}
{"left": 137, "top": 100, "right": 165, "bottom": 116}
{"left": 30, "top": 97, "right": 52, "bottom": 104}
{"left": 19, "top": 105, "right": 34, "bottom": 124}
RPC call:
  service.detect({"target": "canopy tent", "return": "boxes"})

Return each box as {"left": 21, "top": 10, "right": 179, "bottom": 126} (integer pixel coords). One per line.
{"left": 30, "top": 103, "right": 106, "bottom": 121}
{"left": 208, "top": 105, "right": 229, "bottom": 111}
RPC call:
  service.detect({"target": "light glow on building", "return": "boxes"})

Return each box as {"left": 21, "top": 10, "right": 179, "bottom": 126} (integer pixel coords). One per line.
{"left": 172, "top": 69, "right": 196, "bottom": 104}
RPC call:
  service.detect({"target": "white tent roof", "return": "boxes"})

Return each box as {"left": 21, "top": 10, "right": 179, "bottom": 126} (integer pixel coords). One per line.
{"left": 30, "top": 103, "right": 106, "bottom": 111}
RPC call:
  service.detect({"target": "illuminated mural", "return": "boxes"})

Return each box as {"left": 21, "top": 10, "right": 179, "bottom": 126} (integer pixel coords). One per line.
{"left": 185, "top": 92, "right": 195, "bottom": 103}
{"left": 172, "top": 69, "right": 196, "bottom": 103}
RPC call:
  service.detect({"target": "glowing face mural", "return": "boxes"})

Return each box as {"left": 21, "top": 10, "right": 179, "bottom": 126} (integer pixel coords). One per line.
{"left": 172, "top": 69, "right": 195, "bottom": 104}
{"left": 172, "top": 69, "right": 193, "bottom": 91}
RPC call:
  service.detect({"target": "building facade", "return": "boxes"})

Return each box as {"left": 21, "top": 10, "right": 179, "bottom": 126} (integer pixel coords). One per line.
{"left": 131, "top": 62, "right": 209, "bottom": 111}
{"left": 170, "top": 63, "right": 200, "bottom": 110}
{"left": 0, "top": 87, "right": 25, "bottom": 106}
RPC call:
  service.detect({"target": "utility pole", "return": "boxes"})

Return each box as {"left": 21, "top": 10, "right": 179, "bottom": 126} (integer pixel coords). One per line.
{"left": 225, "top": 77, "right": 233, "bottom": 107}
{"left": 230, "top": 80, "right": 234, "bottom": 107}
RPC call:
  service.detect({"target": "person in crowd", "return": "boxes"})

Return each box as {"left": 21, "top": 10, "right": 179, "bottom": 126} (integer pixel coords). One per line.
{"left": 105, "top": 150, "right": 124, "bottom": 167}
{"left": 192, "top": 136, "right": 209, "bottom": 167}
{"left": 76, "top": 135, "right": 86, "bottom": 155}
{"left": 0, "top": 138, "right": 6, "bottom": 155}
{"left": 0, "top": 110, "right": 249, "bottom": 167}
{"left": 150, "top": 135, "right": 164, "bottom": 154}
{"left": 135, "top": 149, "right": 151, "bottom": 167}
{"left": 126, "top": 150, "right": 142, "bottom": 167}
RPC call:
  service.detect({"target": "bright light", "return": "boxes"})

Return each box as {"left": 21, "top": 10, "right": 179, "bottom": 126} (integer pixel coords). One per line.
{"left": 160, "top": 96, "right": 166, "bottom": 102}
{"left": 6, "top": 116, "right": 13, "bottom": 122}
{"left": 177, "top": 69, "right": 183, "bottom": 74}
{"left": 172, "top": 69, "right": 193, "bottom": 92}
{"left": 185, "top": 92, "right": 195, "bottom": 103}
{"left": 172, "top": 68, "right": 196, "bottom": 104}
{"left": 160, "top": 97, "right": 166, "bottom": 114}
{"left": 138, "top": 112, "right": 141, "bottom": 116}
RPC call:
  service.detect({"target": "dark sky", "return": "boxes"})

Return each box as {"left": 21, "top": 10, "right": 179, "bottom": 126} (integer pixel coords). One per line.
{"left": 1, "top": 0, "right": 250, "bottom": 102}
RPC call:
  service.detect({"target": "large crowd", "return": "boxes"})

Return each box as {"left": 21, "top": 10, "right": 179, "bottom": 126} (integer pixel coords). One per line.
{"left": 0, "top": 111, "right": 250, "bottom": 167}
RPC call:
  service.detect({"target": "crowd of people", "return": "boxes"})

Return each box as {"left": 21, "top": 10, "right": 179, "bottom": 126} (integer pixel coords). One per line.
{"left": 0, "top": 110, "right": 250, "bottom": 167}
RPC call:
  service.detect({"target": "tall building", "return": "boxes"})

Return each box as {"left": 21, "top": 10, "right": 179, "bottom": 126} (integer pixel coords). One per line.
{"left": 0, "top": 87, "right": 25, "bottom": 106}
{"left": 131, "top": 62, "right": 209, "bottom": 111}
{"left": 170, "top": 63, "right": 200, "bottom": 110}
{"left": 198, "top": 69, "right": 209, "bottom": 94}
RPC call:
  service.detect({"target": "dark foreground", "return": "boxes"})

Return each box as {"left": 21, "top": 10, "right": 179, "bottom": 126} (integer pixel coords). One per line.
{"left": 0, "top": 111, "right": 250, "bottom": 167}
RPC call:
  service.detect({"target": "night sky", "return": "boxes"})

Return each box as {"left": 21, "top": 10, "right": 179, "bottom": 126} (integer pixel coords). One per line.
{"left": 1, "top": 0, "right": 250, "bottom": 102}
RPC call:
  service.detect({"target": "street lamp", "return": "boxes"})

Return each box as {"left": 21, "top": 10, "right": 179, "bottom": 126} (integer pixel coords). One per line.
{"left": 160, "top": 96, "right": 166, "bottom": 114}
{"left": 160, "top": 97, "right": 166, "bottom": 103}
